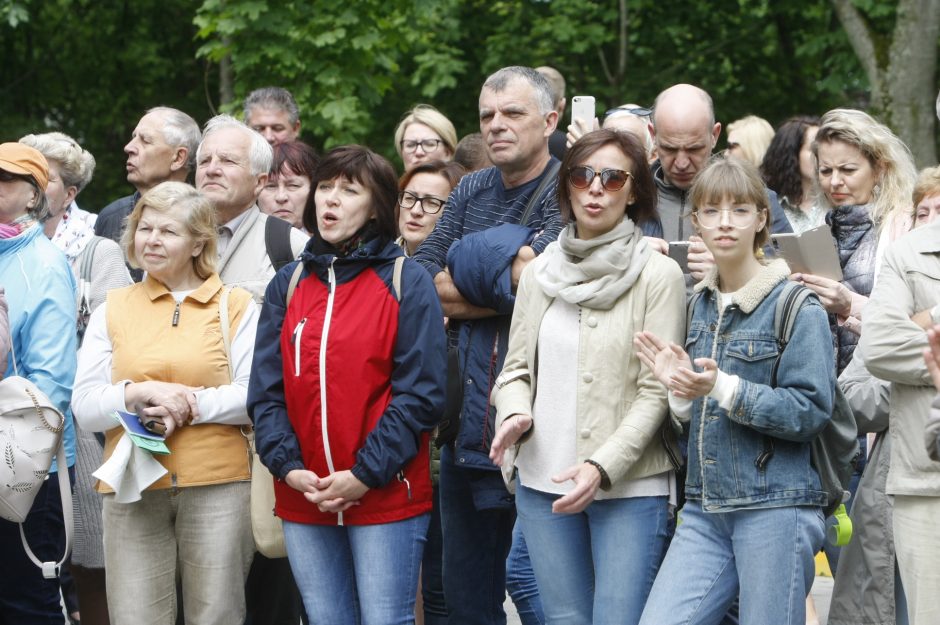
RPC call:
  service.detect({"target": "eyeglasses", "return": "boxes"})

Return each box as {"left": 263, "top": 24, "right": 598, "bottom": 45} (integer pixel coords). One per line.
{"left": 399, "top": 190, "right": 446, "bottom": 214}
{"left": 604, "top": 106, "right": 652, "bottom": 121}
{"left": 568, "top": 166, "right": 632, "bottom": 192}
{"left": 693, "top": 206, "right": 761, "bottom": 229}
{"left": 400, "top": 139, "right": 443, "bottom": 153}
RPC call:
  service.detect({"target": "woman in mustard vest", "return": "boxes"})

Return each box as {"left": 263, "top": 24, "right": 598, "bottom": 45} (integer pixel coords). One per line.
{"left": 72, "top": 181, "right": 259, "bottom": 625}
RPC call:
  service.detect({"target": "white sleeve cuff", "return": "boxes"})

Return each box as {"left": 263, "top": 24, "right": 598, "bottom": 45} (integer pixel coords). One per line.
{"left": 668, "top": 392, "right": 693, "bottom": 424}
{"left": 708, "top": 370, "right": 739, "bottom": 411}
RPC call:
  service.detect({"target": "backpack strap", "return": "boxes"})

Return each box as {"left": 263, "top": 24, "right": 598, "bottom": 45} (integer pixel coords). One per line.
{"left": 774, "top": 281, "right": 813, "bottom": 353}
{"left": 264, "top": 216, "right": 295, "bottom": 271}
{"left": 758, "top": 281, "right": 812, "bottom": 471}
{"left": 392, "top": 256, "right": 405, "bottom": 302}
{"left": 285, "top": 262, "right": 305, "bottom": 307}
{"left": 519, "top": 160, "right": 561, "bottom": 227}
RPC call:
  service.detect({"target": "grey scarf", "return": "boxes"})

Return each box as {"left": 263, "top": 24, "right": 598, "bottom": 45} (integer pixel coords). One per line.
{"left": 535, "top": 217, "right": 650, "bottom": 310}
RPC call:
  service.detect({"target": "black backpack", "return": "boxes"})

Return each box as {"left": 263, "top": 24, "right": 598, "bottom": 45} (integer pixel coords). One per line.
{"left": 687, "top": 281, "right": 860, "bottom": 518}
{"left": 264, "top": 215, "right": 295, "bottom": 272}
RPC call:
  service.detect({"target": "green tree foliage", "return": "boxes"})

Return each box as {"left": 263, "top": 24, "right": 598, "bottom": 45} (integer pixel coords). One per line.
{"left": 0, "top": 0, "right": 934, "bottom": 209}
{"left": 0, "top": 0, "right": 215, "bottom": 211}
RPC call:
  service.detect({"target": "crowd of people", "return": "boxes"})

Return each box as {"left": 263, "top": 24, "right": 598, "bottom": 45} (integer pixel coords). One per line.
{"left": 2, "top": 63, "right": 940, "bottom": 625}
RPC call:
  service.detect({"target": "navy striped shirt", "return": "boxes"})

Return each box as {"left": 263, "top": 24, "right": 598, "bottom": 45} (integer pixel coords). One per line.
{"left": 414, "top": 160, "right": 562, "bottom": 275}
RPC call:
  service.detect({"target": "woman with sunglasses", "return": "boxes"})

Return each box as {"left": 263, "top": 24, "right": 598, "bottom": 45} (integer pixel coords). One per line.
{"left": 490, "top": 129, "right": 685, "bottom": 624}
{"left": 634, "top": 157, "right": 835, "bottom": 625}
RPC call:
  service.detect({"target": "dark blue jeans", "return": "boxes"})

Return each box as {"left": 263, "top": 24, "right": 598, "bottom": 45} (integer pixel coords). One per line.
{"left": 423, "top": 483, "right": 449, "bottom": 625}
{"left": 0, "top": 467, "right": 72, "bottom": 625}
{"left": 440, "top": 445, "right": 515, "bottom": 625}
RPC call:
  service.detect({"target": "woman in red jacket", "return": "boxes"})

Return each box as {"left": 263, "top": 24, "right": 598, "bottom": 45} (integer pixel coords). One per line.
{"left": 248, "top": 145, "right": 447, "bottom": 625}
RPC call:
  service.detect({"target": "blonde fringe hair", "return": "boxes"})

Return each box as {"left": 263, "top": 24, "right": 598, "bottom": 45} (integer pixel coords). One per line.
{"left": 813, "top": 108, "right": 916, "bottom": 230}
{"left": 122, "top": 181, "right": 218, "bottom": 281}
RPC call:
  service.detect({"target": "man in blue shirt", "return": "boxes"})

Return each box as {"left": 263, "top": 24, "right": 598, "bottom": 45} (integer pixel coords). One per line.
{"left": 414, "top": 65, "right": 562, "bottom": 625}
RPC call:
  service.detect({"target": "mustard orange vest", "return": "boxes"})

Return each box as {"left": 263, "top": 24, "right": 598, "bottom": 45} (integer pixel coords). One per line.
{"left": 99, "top": 274, "right": 253, "bottom": 491}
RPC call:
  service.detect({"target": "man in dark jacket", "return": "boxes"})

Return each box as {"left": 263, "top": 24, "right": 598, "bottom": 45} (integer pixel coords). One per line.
{"left": 95, "top": 107, "right": 200, "bottom": 280}
{"left": 414, "top": 65, "right": 562, "bottom": 625}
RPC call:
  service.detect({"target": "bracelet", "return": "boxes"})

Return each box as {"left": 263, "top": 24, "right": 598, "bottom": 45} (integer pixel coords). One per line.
{"left": 584, "top": 459, "right": 611, "bottom": 489}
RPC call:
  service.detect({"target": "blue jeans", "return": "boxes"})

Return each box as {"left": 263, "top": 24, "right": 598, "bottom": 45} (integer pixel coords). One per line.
{"left": 506, "top": 520, "right": 544, "bottom": 624}
{"left": 0, "top": 468, "right": 73, "bottom": 625}
{"left": 517, "top": 485, "right": 668, "bottom": 625}
{"left": 639, "top": 502, "right": 825, "bottom": 625}
{"left": 283, "top": 514, "right": 429, "bottom": 625}
{"left": 440, "top": 444, "right": 515, "bottom": 625}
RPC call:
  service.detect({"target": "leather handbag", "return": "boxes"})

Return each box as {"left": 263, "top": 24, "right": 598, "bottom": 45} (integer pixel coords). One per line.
{"left": 0, "top": 341, "right": 73, "bottom": 578}
{"left": 219, "top": 287, "right": 286, "bottom": 558}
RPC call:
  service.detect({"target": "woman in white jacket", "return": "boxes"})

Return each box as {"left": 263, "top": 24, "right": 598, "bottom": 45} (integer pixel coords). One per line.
{"left": 490, "top": 129, "right": 686, "bottom": 625}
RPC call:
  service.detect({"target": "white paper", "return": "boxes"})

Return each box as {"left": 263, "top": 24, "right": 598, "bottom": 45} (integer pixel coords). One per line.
{"left": 92, "top": 435, "right": 167, "bottom": 503}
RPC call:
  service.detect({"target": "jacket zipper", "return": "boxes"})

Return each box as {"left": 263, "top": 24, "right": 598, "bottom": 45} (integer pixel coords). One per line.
{"left": 319, "top": 259, "right": 342, "bottom": 524}
{"left": 172, "top": 301, "right": 181, "bottom": 326}
{"left": 292, "top": 318, "right": 307, "bottom": 377}
{"left": 397, "top": 471, "right": 413, "bottom": 500}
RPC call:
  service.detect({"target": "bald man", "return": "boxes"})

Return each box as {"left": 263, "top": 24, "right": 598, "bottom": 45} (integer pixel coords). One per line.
{"left": 648, "top": 84, "right": 791, "bottom": 277}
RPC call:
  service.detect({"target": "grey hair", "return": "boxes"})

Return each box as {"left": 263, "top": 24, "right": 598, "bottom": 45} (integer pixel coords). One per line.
{"left": 19, "top": 131, "right": 96, "bottom": 192}
{"left": 28, "top": 179, "right": 51, "bottom": 222}
{"left": 244, "top": 87, "right": 301, "bottom": 126}
{"left": 146, "top": 107, "right": 201, "bottom": 170}
{"left": 199, "top": 115, "right": 273, "bottom": 176}
{"left": 482, "top": 66, "right": 554, "bottom": 116}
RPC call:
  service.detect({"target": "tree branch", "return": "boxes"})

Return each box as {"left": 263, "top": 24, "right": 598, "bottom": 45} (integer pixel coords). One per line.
{"left": 617, "top": 0, "right": 627, "bottom": 81}
{"left": 830, "top": 0, "right": 881, "bottom": 96}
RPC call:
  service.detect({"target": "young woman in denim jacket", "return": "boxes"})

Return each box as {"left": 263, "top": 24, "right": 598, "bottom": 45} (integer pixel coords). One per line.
{"left": 634, "top": 157, "right": 836, "bottom": 625}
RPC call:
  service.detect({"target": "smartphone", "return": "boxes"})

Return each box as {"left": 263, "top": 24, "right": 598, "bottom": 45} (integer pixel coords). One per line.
{"left": 667, "top": 241, "right": 691, "bottom": 274}
{"left": 571, "top": 95, "right": 596, "bottom": 124}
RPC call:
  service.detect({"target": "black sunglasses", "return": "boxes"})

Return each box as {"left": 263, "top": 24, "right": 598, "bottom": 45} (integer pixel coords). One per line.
{"left": 568, "top": 166, "right": 632, "bottom": 192}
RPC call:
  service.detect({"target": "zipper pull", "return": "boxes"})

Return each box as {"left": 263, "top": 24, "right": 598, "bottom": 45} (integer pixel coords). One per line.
{"left": 172, "top": 302, "right": 181, "bottom": 326}
{"left": 397, "top": 471, "right": 412, "bottom": 500}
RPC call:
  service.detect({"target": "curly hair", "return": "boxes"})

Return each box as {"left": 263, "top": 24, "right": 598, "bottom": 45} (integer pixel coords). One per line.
{"left": 760, "top": 116, "right": 820, "bottom": 207}
{"left": 813, "top": 109, "right": 916, "bottom": 229}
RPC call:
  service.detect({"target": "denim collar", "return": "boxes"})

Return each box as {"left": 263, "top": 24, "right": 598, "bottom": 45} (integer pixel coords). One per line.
{"left": 693, "top": 258, "right": 790, "bottom": 313}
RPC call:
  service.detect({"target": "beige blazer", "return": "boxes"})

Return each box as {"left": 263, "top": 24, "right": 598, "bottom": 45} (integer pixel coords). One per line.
{"left": 492, "top": 249, "right": 686, "bottom": 490}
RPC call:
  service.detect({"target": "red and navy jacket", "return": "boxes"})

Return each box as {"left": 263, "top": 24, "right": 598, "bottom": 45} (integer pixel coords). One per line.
{"left": 248, "top": 235, "right": 447, "bottom": 526}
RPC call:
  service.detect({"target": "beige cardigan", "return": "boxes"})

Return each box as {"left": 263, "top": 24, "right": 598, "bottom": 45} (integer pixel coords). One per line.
{"left": 492, "top": 248, "right": 686, "bottom": 490}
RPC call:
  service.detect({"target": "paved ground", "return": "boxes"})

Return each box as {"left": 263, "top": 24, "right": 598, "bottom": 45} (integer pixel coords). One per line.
{"left": 504, "top": 575, "right": 835, "bottom": 624}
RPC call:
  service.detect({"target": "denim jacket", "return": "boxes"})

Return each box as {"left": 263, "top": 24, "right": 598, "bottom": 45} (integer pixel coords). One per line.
{"left": 684, "top": 259, "right": 835, "bottom": 511}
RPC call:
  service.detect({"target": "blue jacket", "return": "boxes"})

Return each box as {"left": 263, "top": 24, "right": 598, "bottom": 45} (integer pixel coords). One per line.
{"left": 414, "top": 162, "right": 562, "bottom": 509}
{"left": 684, "top": 260, "right": 834, "bottom": 511}
{"left": 1, "top": 226, "right": 77, "bottom": 470}
{"left": 447, "top": 223, "right": 535, "bottom": 315}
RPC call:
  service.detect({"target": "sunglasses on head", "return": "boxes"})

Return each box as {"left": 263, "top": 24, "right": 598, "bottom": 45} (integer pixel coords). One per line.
{"left": 568, "top": 166, "right": 632, "bottom": 192}
{"left": 604, "top": 106, "right": 652, "bottom": 121}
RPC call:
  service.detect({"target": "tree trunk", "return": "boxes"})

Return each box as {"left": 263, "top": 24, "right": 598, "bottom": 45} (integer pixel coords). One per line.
{"left": 831, "top": 0, "right": 940, "bottom": 166}
{"left": 884, "top": 0, "right": 940, "bottom": 166}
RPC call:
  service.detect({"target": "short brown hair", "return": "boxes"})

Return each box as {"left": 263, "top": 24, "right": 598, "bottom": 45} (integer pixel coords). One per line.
{"left": 557, "top": 129, "right": 657, "bottom": 227}
{"left": 690, "top": 156, "right": 770, "bottom": 252}
{"left": 913, "top": 166, "right": 940, "bottom": 213}
{"left": 303, "top": 145, "right": 399, "bottom": 240}
{"left": 123, "top": 181, "right": 218, "bottom": 280}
